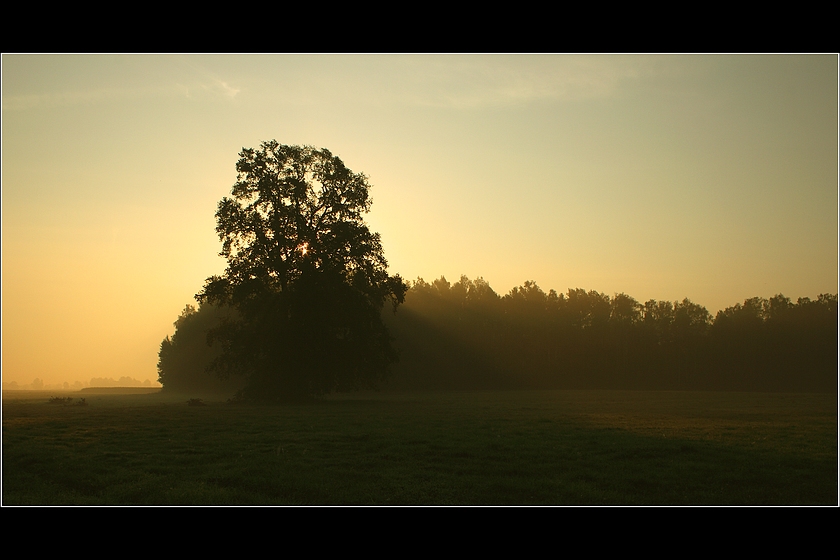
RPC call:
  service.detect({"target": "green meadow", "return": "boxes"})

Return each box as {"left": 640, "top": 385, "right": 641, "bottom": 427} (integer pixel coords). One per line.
{"left": 2, "top": 389, "right": 836, "bottom": 505}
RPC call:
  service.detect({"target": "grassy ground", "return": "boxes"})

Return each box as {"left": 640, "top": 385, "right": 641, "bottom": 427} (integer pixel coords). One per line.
{"left": 2, "top": 389, "right": 836, "bottom": 505}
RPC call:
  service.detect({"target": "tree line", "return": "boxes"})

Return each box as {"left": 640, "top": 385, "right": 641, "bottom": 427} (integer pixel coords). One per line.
{"left": 159, "top": 275, "right": 837, "bottom": 394}
{"left": 385, "top": 277, "right": 836, "bottom": 392}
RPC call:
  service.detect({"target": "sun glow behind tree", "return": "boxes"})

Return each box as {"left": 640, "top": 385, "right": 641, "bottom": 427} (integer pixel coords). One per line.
{"left": 195, "top": 142, "right": 407, "bottom": 400}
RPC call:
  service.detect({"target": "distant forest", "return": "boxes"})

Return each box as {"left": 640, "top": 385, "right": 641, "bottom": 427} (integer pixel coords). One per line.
{"left": 158, "top": 277, "right": 837, "bottom": 394}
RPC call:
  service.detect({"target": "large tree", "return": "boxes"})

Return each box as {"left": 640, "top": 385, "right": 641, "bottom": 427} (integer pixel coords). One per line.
{"left": 198, "top": 141, "right": 407, "bottom": 401}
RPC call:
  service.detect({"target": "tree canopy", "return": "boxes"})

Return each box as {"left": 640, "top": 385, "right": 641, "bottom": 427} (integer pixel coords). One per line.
{"left": 197, "top": 141, "right": 407, "bottom": 401}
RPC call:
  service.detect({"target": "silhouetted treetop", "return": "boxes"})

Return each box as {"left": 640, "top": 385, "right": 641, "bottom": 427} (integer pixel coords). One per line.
{"left": 197, "top": 141, "right": 407, "bottom": 401}
{"left": 202, "top": 142, "right": 401, "bottom": 309}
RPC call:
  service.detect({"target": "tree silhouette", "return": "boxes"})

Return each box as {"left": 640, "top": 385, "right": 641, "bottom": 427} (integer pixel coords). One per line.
{"left": 198, "top": 141, "right": 407, "bottom": 401}
{"left": 157, "top": 304, "right": 244, "bottom": 394}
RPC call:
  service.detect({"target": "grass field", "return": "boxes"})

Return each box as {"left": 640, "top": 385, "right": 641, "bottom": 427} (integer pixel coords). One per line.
{"left": 2, "top": 389, "right": 837, "bottom": 505}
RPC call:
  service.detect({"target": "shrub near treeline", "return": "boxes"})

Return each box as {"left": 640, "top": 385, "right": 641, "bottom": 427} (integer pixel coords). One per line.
{"left": 157, "top": 304, "right": 245, "bottom": 395}
{"left": 159, "top": 275, "right": 837, "bottom": 395}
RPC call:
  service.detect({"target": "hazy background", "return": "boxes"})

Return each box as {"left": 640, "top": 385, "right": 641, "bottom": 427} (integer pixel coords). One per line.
{"left": 2, "top": 54, "right": 837, "bottom": 388}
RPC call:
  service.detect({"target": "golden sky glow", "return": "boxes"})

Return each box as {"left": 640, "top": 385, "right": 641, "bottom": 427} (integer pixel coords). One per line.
{"left": 2, "top": 54, "right": 838, "bottom": 387}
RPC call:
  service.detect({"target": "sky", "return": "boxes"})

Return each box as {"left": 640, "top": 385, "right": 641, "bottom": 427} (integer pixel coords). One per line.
{"left": 2, "top": 54, "right": 838, "bottom": 388}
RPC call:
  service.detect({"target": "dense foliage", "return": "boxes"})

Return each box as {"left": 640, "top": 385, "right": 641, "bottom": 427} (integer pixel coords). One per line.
{"left": 191, "top": 142, "right": 406, "bottom": 401}
{"left": 385, "top": 277, "right": 837, "bottom": 392}
{"left": 157, "top": 304, "right": 244, "bottom": 394}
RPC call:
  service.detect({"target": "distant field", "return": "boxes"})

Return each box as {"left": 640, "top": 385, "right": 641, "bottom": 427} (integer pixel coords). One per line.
{"left": 2, "top": 389, "right": 836, "bottom": 505}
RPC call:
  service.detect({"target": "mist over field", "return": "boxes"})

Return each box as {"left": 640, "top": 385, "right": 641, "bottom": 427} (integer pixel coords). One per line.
{"left": 2, "top": 376, "right": 158, "bottom": 392}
